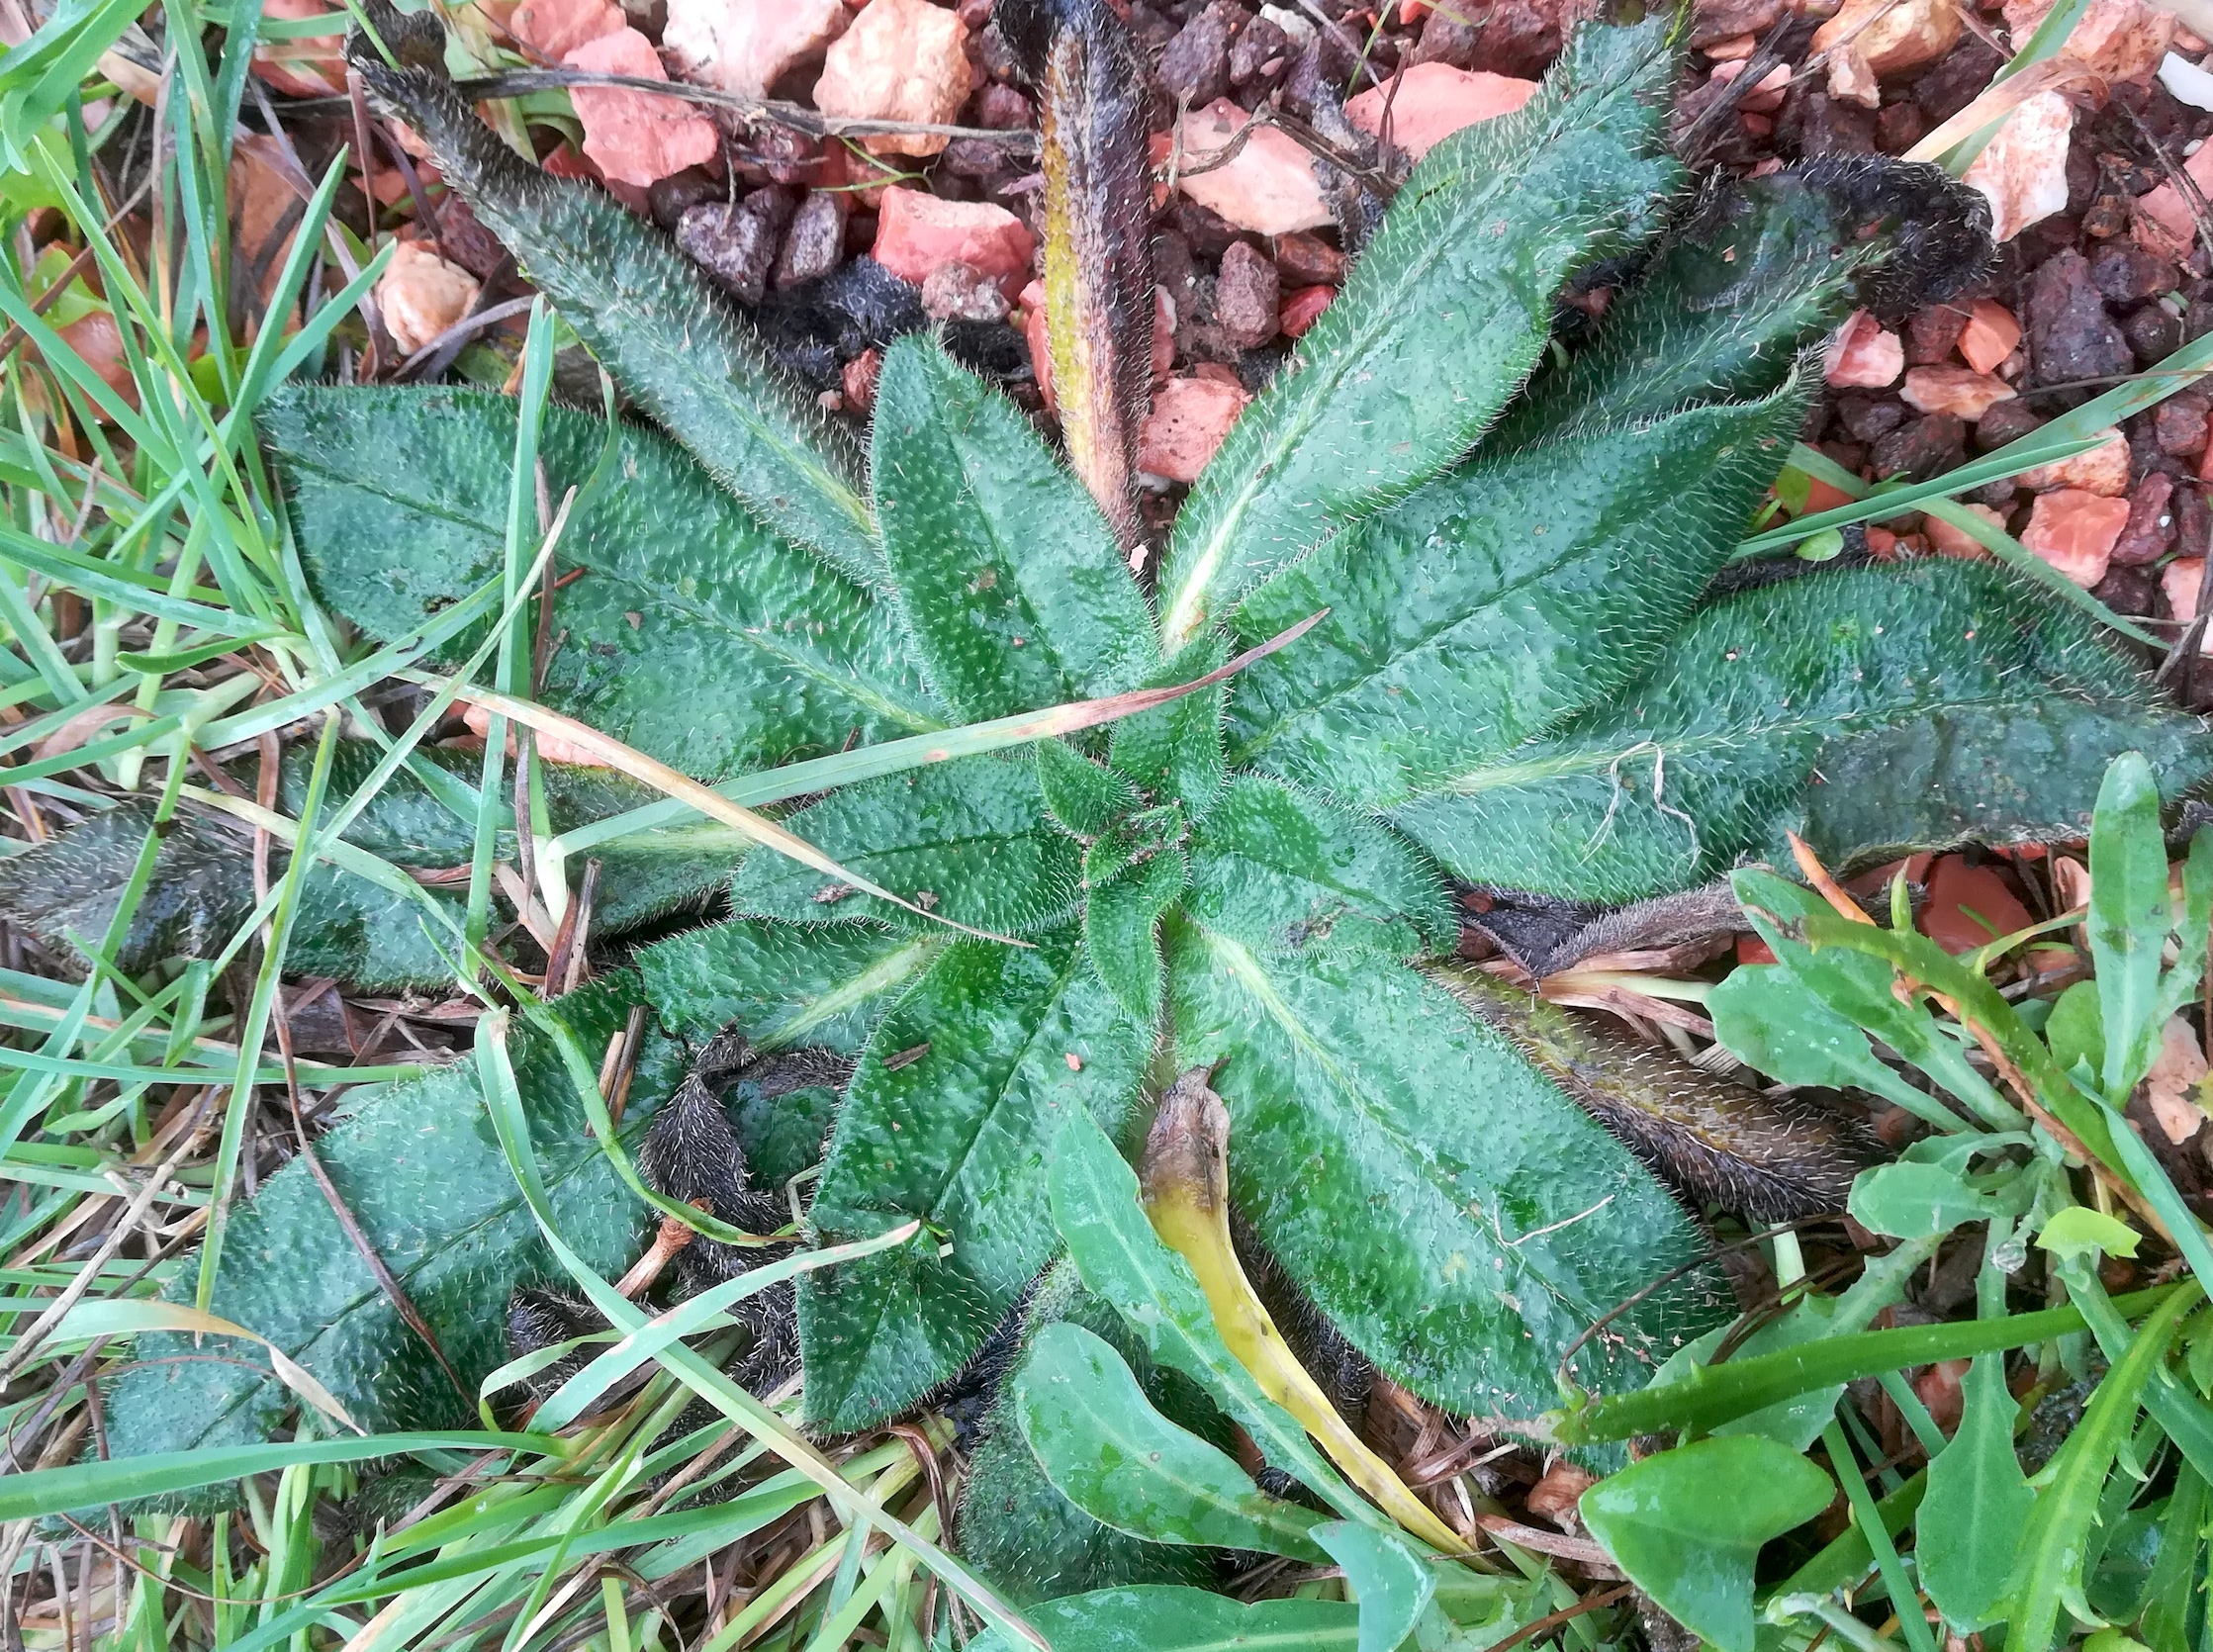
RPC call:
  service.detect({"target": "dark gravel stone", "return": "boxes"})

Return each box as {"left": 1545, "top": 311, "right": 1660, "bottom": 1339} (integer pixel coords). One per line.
{"left": 775, "top": 190, "right": 848, "bottom": 290}
{"left": 1875, "top": 100, "right": 1928, "bottom": 153}
{"left": 1906, "top": 303, "right": 1968, "bottom": 365}
{"left": 921, "top": 260, "right": 1010, "bottom": 322}
{"left": 2026, "top": 248, "right": 2133, "bottom": 388}
{"left": 2155, "top": 389, "right": 2211, "bottom": 456}
{"left": 2124, "top": 303, "right": 2184, "bottom": 365}
{"left": 1469, "top": 0, "right": 1559, "bottom": 77}
{"left": 2179, "top": 477, "right": 2210, "bottom": 557}
{"left": 1410, "top": 3, "right": 1477, "bottom": 67}
{"left": 2111, "top": 472, "right": 2178, "bottom": 566}
{"left": 2092, "top": 564, "right": 2160, "bottom": 615}
{"left": 1776, "top": 86, "right": 1877, "bottom": 159}
{"left": 677, "top": 193, "right": 790, "bottom": 306}
{"left": 430, "top": 192, "right": 507, "bottom": 280}
{"left": 1871, "top": 413, "right": 1967, "bottom": 481}
{"left": 1835, "top": 393, "right": 1909, "bottom": 443}
{"left": 1158, "top": 0, "right": 1244, "bottom": 107}
{"left": 1230, "top": 14, "right": 1290, "bottom": 83}
{"left": 1911, "top": 38, "right": 2004, "bottom": 124}
{"left": 1215, "top": 239, "right": 1280, "bottom": 349}
{"left": 1274, "top": 229, "right": 1344, "bottom": 285}
{"left": 973, "top": 82, "right": 1031, "bottom": 127}
{"left": 2089, "top": 243, "right": 2177, "bottom": 304}
{"left": 1975, "top": 397, "right": 2047, "bottom": 450}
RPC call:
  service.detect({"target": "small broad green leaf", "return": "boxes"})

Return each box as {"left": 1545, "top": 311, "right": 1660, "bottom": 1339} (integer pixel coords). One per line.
{"left": 1111, "top": 632, "right": 1229, "bottom": 816}
{"left": 343, "top": 62, "right": 879, "bottom": 578}
{"left": 105, "top": 978, "right": 680, "bottom": 1478}
{"left": 1155, "top": 16, "right": 1681, "bottom": 647}
{"left": 638, "top": 915, "right": 940, "bottom": 1053}
{"left": 1047, "top": 1108, "right": 1372, "bottom": 1526}
{"left": 1579, "top": 1436, "right": 1834, "bottom": 1652}
{"left": 1084, "top": 847, "right": 1187, "bottom": 1026}
{"left": 1039, "top": 738, "right": 1144, "bottom": 838}
{"left": 2038, "top": 1206, "right": 2142, "bottom": 1263}
{"left": 872, "top": 338, "right": 1157, "bottom": 721}
{"left": 966, "top": 1586, "right": 1362, "bottom": 1652}
{"left": 1167, "top": 919, "right": 1726, "bottom": 1423}
{"left": 1182, "top": 777, "right": 1451, "bottom": 960}
{"left": 1013, "top": 1321, "right": 1328, "bottom": 1561}
{"left": 1920, "top": 1355, "right": 2035, "bottom": 1629}
{"left": 798, "top": 933, "right": 1150, "bottom": 1429}
{"left": 2088, "top": 751, "right": 2171, "bottom": 1101}
{"left": 1709, "top": 964, "right": 1963, "bottom": 1131}
{"left": 959, "top": 1261, "right": 1233, "bottom": 1604}
{"left": 1227, "top": 390, "right": 1802, "bottom": 810}
{"left": 1311, "top": 1520, "right": 1435, "bottom": 1652}
{"left": 2048, "top": 980, "right": 2106, "bottom": 1083}
{"left": 728, "top": 753, "right": 1082, "bottom": 937}
{"left": 261, "top": 387, "right": 938, "bottom": 780}
{"left": 1850, "top": 1160, "right": 2006, "bottom": 1240}
{"left": 1397, "top": 563, "right": 2213, "bottom": 902}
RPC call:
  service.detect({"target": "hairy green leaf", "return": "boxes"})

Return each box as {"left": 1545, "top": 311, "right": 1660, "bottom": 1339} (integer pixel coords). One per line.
{"left": 1228, "top": 391, "right": 1802, "bottom": 809}
{"left": 1084, "top": 845, "right": 1187, "bottom": 1025}
{"left": 1111, "top": 633, "right": 1229, "bottom": 816}
{"left": 728, "top": 753, "right": 1083, "bottom": 937}
{"left": 1013, "top": 1321, "right": 1327, "bottom": 1560}
{"left": 1166, "top": 919, "right": 1726, "bottom": 1423}
{"left": 261, "top": 387, "right": 937, "bottom": 780}
{"left": 343, "top": 57, "right": 879, "bottom": 577}
{"left": 1396, "top": 563, "right": 2213, "bottom": 901}
{"left": 872, "top": 339, "right": 1157, "bottom": 720}
{"left": 104, "top": 979, "right": 680, "bottom": 1473}
{"left": 1182, "top": 776, "right": 1449, "bottom": 959}
{"left": 967, "top": 1587, "right": 1362, "bottom": 1651}
{"left": 1579, "top": 1437, "right": 1834, "bottom": 1652}
{"left": 1155, "top": 15, "right": 1680, "bottom": 648}
{"left": 639, "top": 915, "right": 940, "bottom": 1053}
{"left": 1039, "top": 738, "right": 1145, "bottom": 838}
{"left": 958, "top": 1260, "right": 1227, "bottom": 1605}
{"left": 798, "top": 932, "right": 1149, "bottom": 1429}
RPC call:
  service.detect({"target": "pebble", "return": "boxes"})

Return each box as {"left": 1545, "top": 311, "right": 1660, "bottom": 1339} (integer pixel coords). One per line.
{"left": 564, "top": 29, "right": 723, "bottom": 187}
{"left": 2022, "top": 487, "right": 2131, "bottom": 587}
{"left": 1823, "top": 310, "right": 1903, "bottom": 388}
{"left": 1900, "top": 365, "right": 2015, "bottom": 420}
{"left": 1836, "top": 392, "right": 1908, "bottom": 442}
{"left": 678, "top": 196, "right": 786, "bottom": 304}
{"left": 1975, "top": 397, "right": 2046, "bottom": 450}
{"left": 1810, "top": 0, "right": 1961, "bottom": 106}
{"left": 1961, "top": 89, "right": 2074, "bottom": 243}
{"left": 871, "top": 186, "right": 1035, "bottom": 297}
{"left": 378, "top": 239, "right": 481, "bottom": 355}
{"left": 1230, "top": 16, "right": 1291, "bottom": 85}
{"left": 1140, "top": 375, "right": 1250, "bottom": 483}
{"left": 2019, "top": 430, "right": 2131, "bottom": 496}
{"left": 2110, "top": 471, "right": 2177, "bottom": 565}
{"left": 1159, "top": 0, "right": 1245, "bottom": 108}
{"left": 664, "top": 0, "right": 849, "bottom": 99}
{"left": 920, "top": 258, "right": 1010, "bottom": 321}
{"left": 1924, "top": 502, "right": 2001, "bottom": 559}
{"left": 2154, "top": 387, "right": 2211, "bottom": 455}
{"left": 1343, "top": 63, "right": 1536, "bottom": 159}
{"left": 843, "top": 347, "right": 883, "bottom": 417}
{"left": 1173, "top": 98, "right": 1331, "bottom": 236}
{"left": 2162, "top": 557, "right": 2213, "bottom": 646}
{"left": 1871, "top": 413, "right": 1967, "bottom": 481}
{"left": 1273, "top": 229, "right": 1344, "bottom": 286}
{"left": 2089, "top": 242, "right": 2176, "bottom": 303}
{"left": 2026, "top": 246, "right": 2134, "bottom": 388}
{"left": 1920, "top": 856, "right": 2033, "bottom": 953}
{"left": 2092, "top": 563, "right": 2160, "bottom": 615}
{"left": 812, "top": 0, "right": 976, "bottom": 157}
{"left": 2001, "top": 0, "right": 2172, "bottom": 82}
{"left": 1905, "top": 303, "right": 1969, "bottom": 366}
{"left": 1215, "top": 239, "right": 1280, "bottom": 349}
{"left": 1957, "top": 298, "right": 2022, "bottom": 374}
{"left": 777, "top": 190, "right": 850, "bottom": 287}
{"left": 1279, "top": 282, "right": 1336, "bottom": 336}
{"left": 511, "top": 0, "right": 623, "bottom": 60}
{"left": 2124, "top": 303, "right": 2184, "bottom": 364}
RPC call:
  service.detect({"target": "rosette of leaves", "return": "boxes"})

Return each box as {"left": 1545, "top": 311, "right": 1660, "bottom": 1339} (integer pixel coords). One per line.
{"left": 95, "top": 0, "right": 2212, "bottom": 1601}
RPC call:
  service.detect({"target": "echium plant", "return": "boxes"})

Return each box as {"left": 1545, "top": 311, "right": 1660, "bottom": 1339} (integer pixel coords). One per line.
{"left": 78, "top": 0, "right": 2213, "bottom": 1615}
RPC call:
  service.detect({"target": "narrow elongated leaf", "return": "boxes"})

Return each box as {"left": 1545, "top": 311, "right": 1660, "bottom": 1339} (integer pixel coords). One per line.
{"left": 1228, "top": 391, "right": 1802, "bottom": 808}
{"left": 1182, "top": 776, "right": 1451, "bottom": 959}
{"left": 797, "top": 933, "right": 1150, "bottom": 1428}
{"left": 1580, "top": 1437, "right": 1834, "bottom": 1652}
{"left": 1920, "top": 1355, "right": 2035, "bottom": 1629}
{"left": 1014, "top": 1322, "right": 1328, "bottom": 1560}
{"left": 1398, "top": 563, "right": 2213, "bottom": 901}
{"left": 1166, "top": 920, "right": 1726, "bottom": 1423}
{"left": 728, "top": 753, "right": 1083, "bottom": 936}
{"left": 104, "top": 979, "right": 681, "bottom": 1475}
{"left": 263, "top": 388, "right": 938, "bottom": 780}
{"left": 346, "top": 48, "right": 879, "bottom": 578}
{"left": 968, "top": 1587, "right": 1362, "bottom": 1652}
{"left": 959, "top": 1260, "right": 1227, "bottom": 1604}
{"left": 2088, "top": 751, "right": 2170, "bottom": 1101}
{"left": 872, "top": 342, "right": 1156, "bottom": 722}
{"left": 1084, "top": 846, "right": 1187, "bottom": 1024}
{"left": 1155, "top": 15, "right": 1680, "bottom": 648}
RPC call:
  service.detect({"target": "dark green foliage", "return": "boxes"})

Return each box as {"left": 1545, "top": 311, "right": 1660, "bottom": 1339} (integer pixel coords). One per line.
{"left": 1394, "top": 562, "right": 2213, "bottom": 902}
{"left": 105, "top": 978, "right": 681, "bottom": 1468}
{"left": 258, "top": 388, "right": 937, "bottom": 781}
